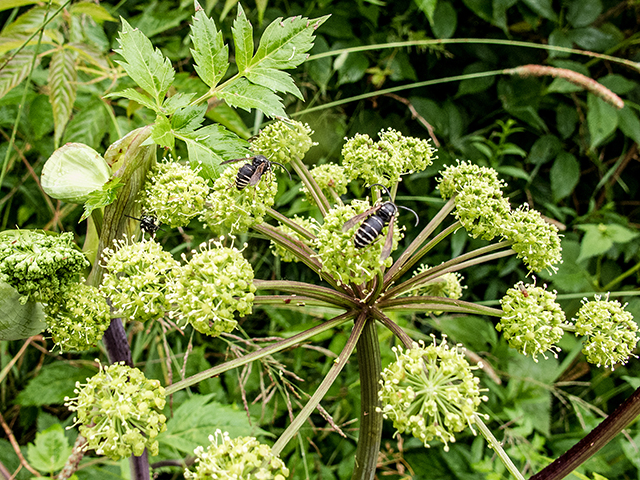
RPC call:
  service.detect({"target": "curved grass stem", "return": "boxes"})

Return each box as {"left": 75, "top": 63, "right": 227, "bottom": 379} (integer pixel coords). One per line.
{"left": 271, "top": 311, "right": 367, "bottom": 457}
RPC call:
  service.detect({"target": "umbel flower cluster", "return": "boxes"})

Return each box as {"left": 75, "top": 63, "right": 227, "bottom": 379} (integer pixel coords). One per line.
{"left": 184, "top": 430, "right": 289, "bottom": 480}
{"left": 378, "top": 337, "right": 488, "bottom": 451}
{"left": 65, "top": 362, "right": 167, "bottom": 460}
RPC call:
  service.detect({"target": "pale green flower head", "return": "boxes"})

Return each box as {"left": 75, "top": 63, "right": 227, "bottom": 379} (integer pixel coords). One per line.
{"left": 101, "top": 237, "right": 179, "bottom": 322}
{"left": 271, "top": 216, "right": 318, "bottom": 263}
{"left": 168, "top": 241, "right": 256, "bottom": 337}
{"left": 184, "top": 430, "right": 289, "bottom": 480}
{"left": 342, "top": 128, "right": 435, "bottom": 187}
{"left": 141, "top": 158, "right": 209, "bottom": 228}
{"left": 250, "top": 119, "right": 315, "bottom": 165}
{"left": 200, "top": 164, "right": 277, "bottom": 236}
{"left": 302, "top": 163, "right": 349, "bottom": 203}
{"left": 504, "top": 204, "right": 562, "bottom": 274}
{"left": 44, "top": 282, "right": 111, "bottom": 352}
{"left": 378, "top": 337, "right": 487, "bottom": 451}
{"left": 406, "top": 265, "right": 465, "bottom": 314}
{"left": 454, "top": 182, "right": 511, "bottom": 241}
{"left": 65, "top": 362, "right": 166, "bottom": 460}
{"left": 573, "top": 294, "right": 638, "bottom": 368}
{"left": 0, "top": 231, "right": 89, "bottom": 303}
{"left": 314, "top": 200, "right": 403, "bottom": 286}
{"left": 498, "top": 281, "right": 566, "bottom": 361}
{"left": 438, "top": 161, "right": 506, "bottom": 199}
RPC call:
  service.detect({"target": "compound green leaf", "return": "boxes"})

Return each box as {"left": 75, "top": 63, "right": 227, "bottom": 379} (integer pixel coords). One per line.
{"left": 27, "top": 425, "right": 71, "bottom": 474}
{"left": 151, "top": 114, "right": 174, "bottom": 149}
{"left": 17, "top": 362, "right": 98, "bottom": 406}
{"left": 0, "top": 49, "right": 39, "bottom": 100}
{"left": 105, "top": 87, "right": 159, "bottom": 113}
{"left": 232, "top": 4, "right": 254, "bottom": 73}
{"left": 172, "top": 103, "right": 207, "bottom": 133}
{"left": 69, "top": 2, "right": 117, "bottom": 23}
{"left": 191, "top": 1, "right": 229, "bottom": 87}
{"left": 218, "top": 77, "right": 286, "bottom": 118}
{"left": 245, "top": 66, "right": 302, "bottom": 98}
{"left": 114, "top": 18, "right": 175, "bottom": 105}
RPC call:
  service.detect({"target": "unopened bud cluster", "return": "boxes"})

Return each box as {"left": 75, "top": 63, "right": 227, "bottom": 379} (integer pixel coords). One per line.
{"left": 250, "top": 119, "right": 315, "bottom": 165}
{"left": 303, "top": 164, "right": 349, "bottom": 202}
{"left": 65, "top": 362, "right": 166, "bottom": 460}
{"left": 378, "top": 337, "right": 487, "bottom": 451}
{"left": 498, "top": 282, "right": 565, "bottom": 361}
{"left": 185, "top": 430, "right": 289, "bottom": 480}
{"left": 573, "top": 295, "right": 638, "bottom": 368}
{"left": 0, "top": 231, "right": 89, "bottom": 303}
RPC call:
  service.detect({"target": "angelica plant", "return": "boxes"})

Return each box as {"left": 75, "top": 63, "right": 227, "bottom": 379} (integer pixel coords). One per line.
{"left": 5, "top": 6, "right": 637, "bottom": 480}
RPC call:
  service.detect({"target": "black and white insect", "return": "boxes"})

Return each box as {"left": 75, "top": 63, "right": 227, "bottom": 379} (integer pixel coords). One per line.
{"left": 125, "top": 214, "right": 161, "bottom": 235}
{"left": 221, "top": 154, "right": 290, "bottom": 191}
{"left": 342, "top": 184, "right": 419, "bottom": 260}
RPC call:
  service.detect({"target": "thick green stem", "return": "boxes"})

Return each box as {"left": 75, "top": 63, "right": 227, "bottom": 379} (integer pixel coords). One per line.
{"left": 290, "top": 156, "right": 331, "bottom": 216}
{"left": 166, "top": 312, "right": 354, "bottom": 395}
{"left": 271, "top": 311, "right": 367, "bottom": 457}
{"left": 352, "top": 317, "right": 383, "bottom": 480}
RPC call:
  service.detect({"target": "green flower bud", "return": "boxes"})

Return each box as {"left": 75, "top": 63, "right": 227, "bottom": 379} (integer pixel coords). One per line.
{"left": 504, "top": 204, "right": 562, "bottom": 274}
{"left": 168, "top": 241, "right": 256, "bottom": 337}
{"left": 41, "top": 143, "right": 111, "bottom": 204}
{"left": 498, "top": 282, "right": 565, "bottom": 360}
{"left": 572, "top": 295, "right": 638, "bottom": 368}
{"left": 141, "top": 159, "right": 209, "bottom": 228}
{"left": 65, "top": 362, "right": 166, "bottom": 460}
{"left": 271, "top": 216, "right": 318, "bottom": 263}
{"left": 342, "top": 128, "right": 435, "bottom": 187}
{"left": 0, "top": 231, "right": 89, "bottom": 303}
{"left": 185, "top": 430, "right": 289, "bottom": 480}
{"left": 438, "top": 161, "right": 506, "bottom": 199}
{"left": 454, "top": 182, "right": 511, "bottom": 241}
{"left": 406, "top": 265, "right": 465, "bottom": 314}
{"left": 314, "top": 200, "right": 403, "bottom": 286}
{"left": 199, "top": 165, "right": 277, "bottom": 236}
{"left": 302, "top": 164, "right": 349, "bottom": 203}
{"left": 101, "top": 237, "right": 179, "bottom": 322}
{"left": 250, "top": 119, "right": 315, "bottom": 164}
{"left": 378, "top": 337, "right": 487, "bottom": 451}
{"left": 44, "top": 283, "right": 111, "bottom": 352}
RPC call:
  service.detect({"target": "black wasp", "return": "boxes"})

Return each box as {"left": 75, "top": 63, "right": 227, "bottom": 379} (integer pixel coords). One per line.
{"left": 221, "top": 154, "right": 290, "bottom": 191}
{"left": 342, "top": 184, "right": 419, "bottom": 260}
{"left": 126, "top": 214, "right": 161, "bottom": 235}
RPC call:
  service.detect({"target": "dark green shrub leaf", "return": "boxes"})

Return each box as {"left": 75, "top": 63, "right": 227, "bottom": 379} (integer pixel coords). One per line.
{"left": 575, "top": 223, "right": 638, "bottom": 262}
{"left": 62, "top": 97, "right": 109, "bottom": 149}
{"left": 550, "top": 151, "right": 579, "bottom": 201}
{"left": 566, "top": 0, "right": 602, "bottom": 28}
{"left": 556, "top": 103, "right": 578, "bottom": 139}
{"left": 460, "top": 0, "right": 492, "bottom": 23}
{"left": 456, "top": 62, "right": 495, "bottom": 96}
{"left": 520, "top": 0, "right": 557, "bottom": 21}
{"left": 528, "top": 134, "right": 561, "bottom": 165}
{"left": 587, "top": 93, "right": 618, "bottom": 149}
{"left": 336, "top": 51, "right": 369, "bottom": 86}
{"left": 158, "top": 394, "right": 266, "bottom": 454}
{"left": 16, "top": 362, "right": 98, "bottom": 406}
{"left": 599, "top": 74, "right": 637, "bottom": 95}
{"left": 114, "top": 18, "right": 175, "bottom": 104}
{"left": 432, "top": 0, "right": 457, "bottom": 38}
{"left": 414, "top": 0, "right": 437, "bottom": 24}
{"left": 0, "top": 281, "right": 45, "bottom": 341}
{"left": 27, "top": 424, "right": 71, "bottom": 474}
{"left": 191, "top": 1, "right": 229, "bottom": 87}
{"left": 567, "top": 27, "right": 617, "bottom": 51}
{"left": 618, "top": 105, "right": 640, "bottom": 145}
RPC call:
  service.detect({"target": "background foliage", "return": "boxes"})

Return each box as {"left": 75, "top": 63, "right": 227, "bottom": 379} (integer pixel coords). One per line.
{"left": 1, "top": 0, "right": 639, "bottom": 478}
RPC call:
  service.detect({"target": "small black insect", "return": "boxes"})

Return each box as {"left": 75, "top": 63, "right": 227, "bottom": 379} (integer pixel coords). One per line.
{"left": 221, "top": 154, "right": 290, "bottom": 190}
{"left": 126, "top": 214, "right": 161, "bottom": 235}
{"left": 342, "top": 184, "right": 419, "bottom": 260}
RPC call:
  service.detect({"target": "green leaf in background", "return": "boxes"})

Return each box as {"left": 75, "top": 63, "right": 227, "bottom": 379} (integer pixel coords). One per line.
{"left": 232, "top": 4, "right": 254, "bottom": 73}
{"left": 599, "top": 74, "right": 637, "bottom": 95}
{"left": 16, "top": 362, "right": 98, "bottom": 406}
{"left": 114, "top": 18, "right": 175, "bottom": 105}
{"left": 62, "top": 97, "right": 110, "bottom": 150}
{"left": 206, "top": 101, "right": 252, "bottom": 139}
{"left": 190, "top": 1, "right": 229, "bottom": 88}
{"left": 528, "top": 134, "right": 561, "bottom": 165}
{"left": 27, "top": 424, "right": 72, "bottom": 474}
{"left": 587, "top": 93, "right": 618, "bottom": 149}
{"left": 431, "top": 0, "right": 457, "bottom": 38}
{"left": 181, "top": 123, "right": 248, "bottom": 179}
{"left": 68, "top": 2, "right": 117, "bottom": 24}
{"left": 0, "top": 49, "right": 40, "bottom": 100}
{"left": 575, "top": 223, "right": 639, "bottom": 262}
{"left": 0, "top": 281, "right": 45, "bottom": 341}
{"left": 414, "top": 0, "right": 438, "bottom": 24}
{"left": 456, "top": 61, "right": 495, "bottom": 96}
{"left": 245, "top": 66, "right": 303, "bottom": 98}
{"left": 556, "top": 103, "right": 578, "bottom": 139}
{"left": 335, "top": 51, "right": 369, "bottom": 86}
{"left": 218, "top": 78, "right": 286, "bottom": 118}
{"left": 566, "top": 0, "right": 602, "bottom": 28}
{"left": 254, "top": 14, "right": 330, "bottom": 70}
{"left": 520, "top": 0, "right": 557, "bottom": 21}
{"left": 550, "top": 151, "right": 579, "bottom": 201}
{"left": 617, "top": 105, "right": 640, "bottom": 145}
{"left": 158, "top": 394, "right": 266, "bottom": 455}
